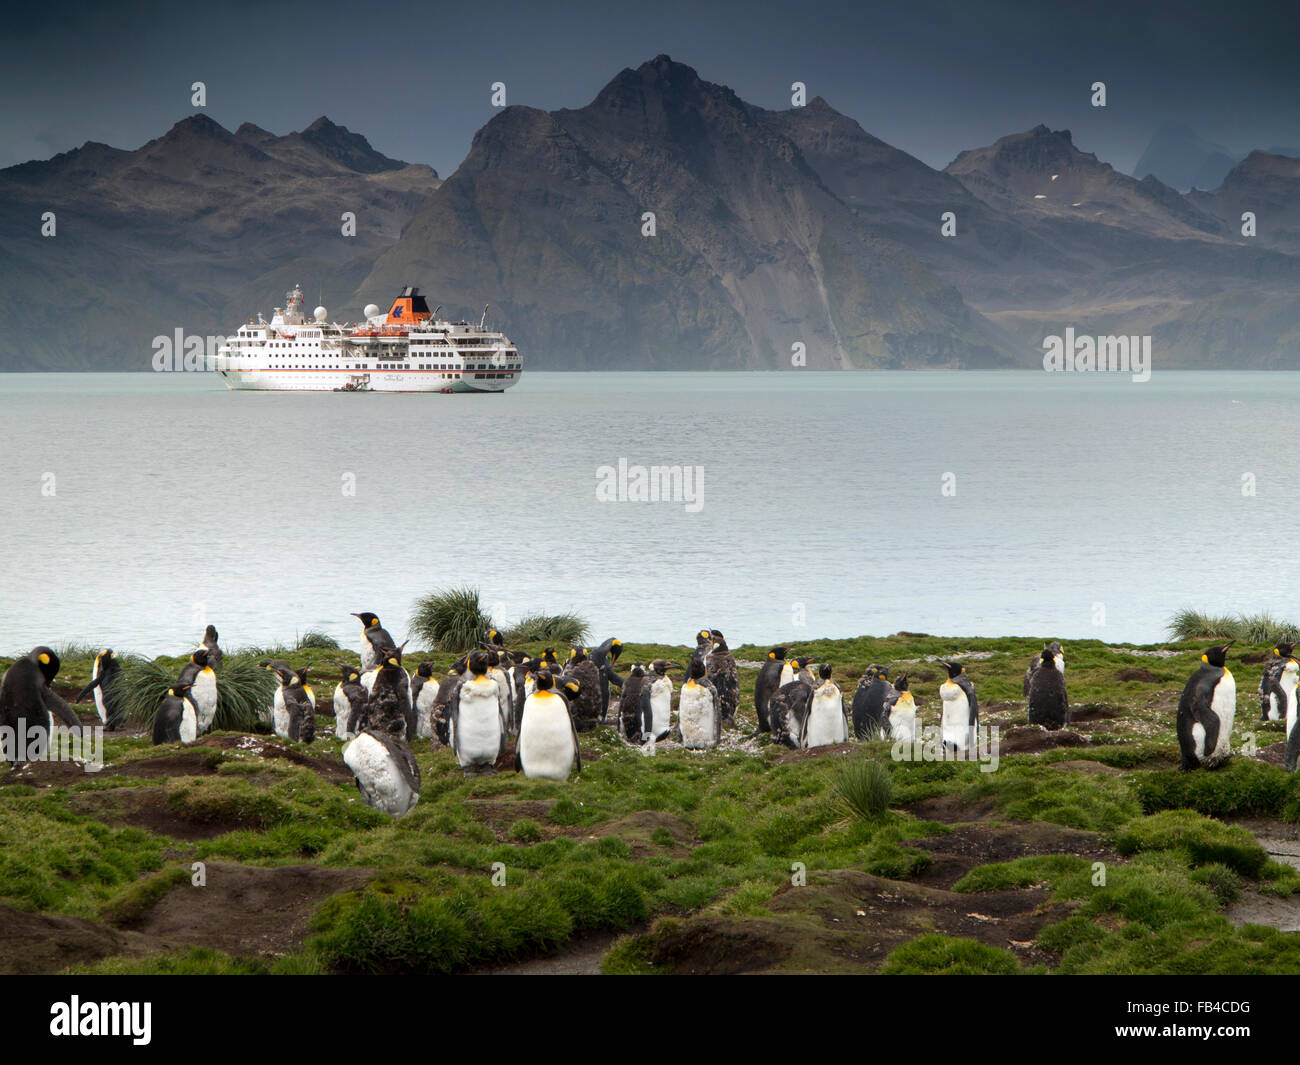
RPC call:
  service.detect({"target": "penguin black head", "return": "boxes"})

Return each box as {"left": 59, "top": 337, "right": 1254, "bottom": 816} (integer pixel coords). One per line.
{"left": 416, "top": 661, "right": 434, "bottom": 678}
{"left": 1040, "top": 645, "right": 1058, "bottom": 665}
{"left": 793, "top": 656, "right": 815, "bottom": 670}
{"left": 1274, "top": 641, "right": 1297, "bottom": 659}
{"left": 768, "top": 646, "right": 791, "bottom": 661}
{"left": 1201, "top": 641, "right": 1235, "bottom": 669}
{"left": 485, "top": 649, "right": 501, "bottom": 667}
{"left": 169, "top": 682, "right": 194, "bottom": 697}
{"left": 352, "top": 612, "right": 381, "bottom": 629}
{"left": 380, "top": 642, "right": 408, "bottom": 670}
{"left": 629, "top": 662, "right": 646, "bottom": 677}
{"left": 542, "top": 647, "right": 558, "bottom": 662}
{"left": 609, "top": 638, "right": 623, "bottom": 662}
{"left": 295, "top": 667, "right": 311, "bottom": 685}
{"left": 563, "top": 679, "right": 581, "bottom": 700}
{"left": 709, "top": 630, "right": 728, "bottom": 650}
{"left": 97, "top": 648, "right": 115, "bottom": 665}
{"left": 818, "top": 663, "right": 832, "bottom": 680}
{"left": 30, "top": 646, "right": 60, "bottom": 684}
{"left": 687, "top": 658, "right": 707, "bottom": 681}
{"left": 336, "top": 662, "right": 360, "bottom": 682}
{"left": 570, "top": 646, "right": 589, "bottom": 664}
{"left": 190, "top": 648, "right": 210, "bottom": 667}
{"left": 467, "top": 650, "right": 489, "bottom": 676}
{"left": 487, "top": 629, "right": 505, "bottom": 647}
{"left": 941, "top": 660, "right": 965, "bottom": 679}
{"left": 894, "top": 673, "right": 910, "bottom": 692}
{"left": 535, "top": 670, "right": 555, "bottom": 691}
{"left": 204, "top": 625, "right": 219, "bottom": 641}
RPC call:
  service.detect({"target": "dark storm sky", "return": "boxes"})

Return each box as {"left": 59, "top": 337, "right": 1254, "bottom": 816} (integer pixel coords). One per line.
{"left": 4, "top": 0, "right": 1297, "bottom": 176}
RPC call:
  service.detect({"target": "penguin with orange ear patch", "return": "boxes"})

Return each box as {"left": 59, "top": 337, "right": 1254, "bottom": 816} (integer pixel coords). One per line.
{"left": 1177, "top": 642, "right": 1236, "bottom": 770}
{"left": 0, "top": 647, "right": 80, "bottom": 764}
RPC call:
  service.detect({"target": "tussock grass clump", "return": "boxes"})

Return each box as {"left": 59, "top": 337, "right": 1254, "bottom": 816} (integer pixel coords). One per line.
{"left": 1112, "top": 810, "right": 1268, "bottom": 878}
{"left": 1167, "top": 608, "right": 1300, "bottom": 644}
{"left": 954, "top": 854, "right": 1090, "bottom": 893}
{"left": 409, "top": 586, "right": 494, "bottom": 652}
{"left": 880, "top": 933, "right": 1022, "bottom": 975}
{"left": 833, "top": 758, "right": 893, "bottom": 822}
{"left": 297, "top": 631, "right": 340, "bottom": 650}
{"left": 504, "top": 612, "right": 589, "bottom": 646}
{"left": 71, "top": 948, "right": 274, "bottom": 975}
{"left": 113, "top": 655, "right": 275, "bottom": 732}
{"left": 1134, "top": 758, "right": 1293, "bottom": 820}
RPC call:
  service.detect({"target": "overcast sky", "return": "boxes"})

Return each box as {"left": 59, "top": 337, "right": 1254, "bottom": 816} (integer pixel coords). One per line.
{"left": 3, "top": 0, "right": 1297, "bottom": 176}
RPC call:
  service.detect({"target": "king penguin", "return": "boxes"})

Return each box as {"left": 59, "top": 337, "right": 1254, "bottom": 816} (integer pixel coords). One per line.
{"left": 639, "top": 660, "right": 679, "bottom": 743}
{"left": 78, "top": 649, "right": 125, "bottom": 730}
{"left": 1260, "top": 641, "right": 1297, "bottom": 721}
{"left": 201, "top": 625, "right": 224, "bottom": 670}
{"left": 344, "top": 729, "right": 421, "bottom": 816}
{"left": 177, "top": 648, "right": 218, "bottom": 735}
{"left": 0, "top": 647, "right": 81, "bottom": 764}
{"left": 886, "top": 674, "right": 918, "bottom": 744}
{"left": 804, "top": 663, "right": 848, "bottom": 749}
{"left": 153, "top": 682, "right": 199, "bottom": 745}
{"left": 619, "top": 663, "right": 648, "bottom": 742}
{"left": 564, "top": 647, "right": 603, "bottom": 732}
{"left": 333, "top": 662, "right": 368, "bottom": 740}
{"left": 1276, "top": 658, "right": 1300, "bottom": 771}
{"left": 516, "top": 670, "right": 583, "bottom": 780}
{"left": 410, "top": 661, "right": 439, "bottom": 739}
{"left": 1027, "top": 645, "right": 1069, "bottom": 730}
{"left": 448, "top": 650, "right": 505, "bottom": 770}
{"left": 1023, "top": 640, "right": 1064, "bottom": 697}
{"left": 754, "top": 646, "right": 793, "bottom": 733}
{"left": 938, "top": 660, "right": 978, "bottom": 752}
{"left": 851, "top": 665, "right": 893, "bottom": 739}
{"left": 706, "top": 630, "right": 739, "bottom": 725}
{"left": 266, "top": 662, "right": 316, "bottom": 743}
{"left": 588, "top": 637, "right": 625, "bottom": 723}
{"left": 353, "top": 611, "right": 397, "bottom": 671}
{"left": 679, "top": 658, "right": 722, "bottom": 750}
{"left": 768, "top": 669, "right": 815, "bottom": 750}
{"left": 1177, "top": 641, "right": 1236, "bottom": 770}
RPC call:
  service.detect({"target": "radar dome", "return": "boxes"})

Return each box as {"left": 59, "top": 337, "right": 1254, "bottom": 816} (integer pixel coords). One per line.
{"left": 313, "top": 306, "right": 327, "bottom": 323}
{"left": 363, "top": 303, "right": 380, "bottom": 319}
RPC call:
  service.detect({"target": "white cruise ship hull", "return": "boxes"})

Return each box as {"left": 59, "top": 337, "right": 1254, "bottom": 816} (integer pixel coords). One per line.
{"left": 213, "top": 367, "right": 519, "bottom": 393}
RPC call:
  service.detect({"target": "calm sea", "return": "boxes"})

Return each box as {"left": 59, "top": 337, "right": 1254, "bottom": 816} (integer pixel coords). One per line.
{"left": 0, "top": 370, "right": 1296, "bottom": 657}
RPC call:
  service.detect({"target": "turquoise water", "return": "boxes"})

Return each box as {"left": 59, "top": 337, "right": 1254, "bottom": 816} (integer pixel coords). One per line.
{"left": 1, "top": 370, "right": 1297, "bottom": 656}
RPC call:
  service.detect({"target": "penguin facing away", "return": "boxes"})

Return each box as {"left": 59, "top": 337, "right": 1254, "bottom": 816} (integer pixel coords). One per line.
{"left": 1023, "top": 640, "right": 1064, "bottom": 697}
{"left": 265, "top": 662, "right": 315, "bottom": 743}
{"left": 640, "top": 660, "right": 679, "bottom": 743}
{"left": 78, "top": 649, "right": 126, "bottom": 730}
{"left": 431, "top": 670, "right": 463, "bottom": 746}
{"left": 804, "top": 663, "right": 848, "bottom": 749}
{"left": 516, "top": 670, "right": 583, "bottom": 780}
{"left": 768, "top": 672, "right": 815, "bottom": 750}
{"left": 588, "top": 637, "right": 625, "bottom": 723}
{"left": 344, "top": 729, "right": 421, "bottom": 815}
{"left": 153, "top": 683, "right": 199, "bottom": 745}
{"left": 619, "top": 663, "right": 648, "bottom": 742}
{"left": 678, "top": 658, "right": 722, "bottom": 750}
{"left": 1026, "top": 645, "right": 1069, "bottom": 730}
{"left": 0, "top": 647, "right": 80, "bottom": 764}
{"left": 1277, "top": 659, "right": 1300, "bottom": 771}
{"left": 201, "top": 625, "right": 224, "bottom": 669}
{"left": 706, "top": 630, "right": 739, "bottom": 724}
{"left": 851, "top": 665, "right": 892, "bottom": 739}
{"left": 449, "top": 651, "right": 505, "bottom": 770}
{"left": 754, "top": 646, "right": 792, "bottom": 733}
{"left": 1260, "top": 642, "right": 1298, "bottom": 721}
{"left": 938, "top": 660, "right": 978, "bottom": 752}
{"left": 1177, "top": 641, "right": 1236, "bottom": 770}
{"left": 364, "top": 647, "right": 414, "bottom": 740}
{"left": 333, "top": 663, "right": 368, "bottom": 741}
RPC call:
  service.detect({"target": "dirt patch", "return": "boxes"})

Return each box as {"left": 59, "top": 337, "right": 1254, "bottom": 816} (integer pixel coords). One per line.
{"left": 1068, "top": 704, "right": 1121, "bottom": 723}
{"left": 1115, "top": 668, "right": 1159, "bottom": 682}
{"left": 69, "top": 786, "right": 262, "bottom": 840}
{"left": 999, "top": 726, "right": 1090, "bottom": 755}
{"left": 590, "top": 811, "right": 696, "bottom": 857}
{"left": 907, "top": 821, "right": 1115, "bottom": 890}
{"left": 194, "top": 735, "right": 355, "bottom": 784}
{"left": 1252, "top": 741, "right": 1289, "bottom": 767}
{"left": 0, "top": 903, "right": 173, "bottom": 975}
{"left": 1227, "top": 890, "right": 1300, "bottom": 932}
{"left": 478, "top": 930, "right": 625, "bottom": 974}
{"left": 905, "top": 794, "right": 1000, "bottom": 823}
{"left": 466, "top": 798, "right": 561, "bottom": 839}
{"left": 629, "top": 869, "right": 1065, "bottom": 973}
{"left": 1048, "top": 759, "right": 1123, "bottom": 776}
{"left": 113, "top": 862, "right": 371, "bottom": 957}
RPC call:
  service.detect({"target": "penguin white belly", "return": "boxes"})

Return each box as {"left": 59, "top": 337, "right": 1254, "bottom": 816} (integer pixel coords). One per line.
{"left": 453, "top": 681, "right": 502, "bottom": 767}
{"left": 679, "top": 682, "right": 719, "bottom": 749}
{"left": 333, "top": 686, "right": 354, "bottom": 740}
{"left": 648, "top": 680, "right": 673, "bottom": 739}
{"left": 192, "top": 669, "right": 218, "bottom": 734}
{"left": 889, "top": 697, "right": 918, "bottom": 744}
{"left": 91, "top": 661, "right": 109, "bottom": 725}
{"left": 415, "top": 684, "right": 437, "bottom": 739}
{"left": 779, "top": 663, "right": 794, "bottom": 687}
{"left": 1206, "top": 671, "right": 1236, "bottom": 764}
{"left": 940, "top": 683, "right": 971, "bottom": 750}
{"left": 804, "top": 683, "right": 847, "bottom": 748}
{"left": 517, "top": 694, "right": 576, "bottom": 780}
{"left": 179, "top": 703, "right": 198, "bottom": 745}
{"left": 1268, "top": 691, "right": 1282, "bottom": 721}
{"left": 272, "top": 686, "right": 290, "bottom": 739}
{"left": 344, "top": 733, "right": 416, "bottom": 814}
{"left": 1283, "top": 665, "right": 1300, "bottom": 746}
{"left": 361, "top": 670, "right": 378, "bottom": 696}
{"left": 360, "top": 635, "right": 377, "bottom": 672}
{"left": 525, "top": 673, "right": 538, "bottom": 699}
{"left": 489, "top": 668, "right": 512, "bottom": 731}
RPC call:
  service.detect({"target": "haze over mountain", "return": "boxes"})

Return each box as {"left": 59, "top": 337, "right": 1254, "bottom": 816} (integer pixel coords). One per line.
{"left": 1133, "top": 122, "right": 1240, "bottom": 192}
{"left": 3, "top": 55, "right": 1299, "bottom": 370}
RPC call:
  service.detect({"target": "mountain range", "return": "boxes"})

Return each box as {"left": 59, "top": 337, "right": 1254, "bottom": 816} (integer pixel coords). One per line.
{"left": 3, "top": 55, "right": 1299, "bottom": 370}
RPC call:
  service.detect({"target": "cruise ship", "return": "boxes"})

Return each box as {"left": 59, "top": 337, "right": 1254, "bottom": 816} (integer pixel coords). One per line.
{"left": 209, "top": 284, "right": 522, "bottom": 392}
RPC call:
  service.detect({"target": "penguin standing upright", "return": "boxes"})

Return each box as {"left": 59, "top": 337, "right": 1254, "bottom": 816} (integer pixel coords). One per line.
{"left": 410, "top": 661, "right": 438, "bottom": 739}
{"left": 266, "top": 663, "right": 316, "bottom": 743}
{"left": 781, "top": 656, "right": 816, "bottom": 687}
{"left": 539, "top": 648, "right": 562, "bottom": 674}
{"left": 448, "top": 651, "right": 505, "bottom": 770}
{"left": 485, "top": 650, "right": 514, "bottom": 737}
{"left": 201, "top": 625, "right": 224, "bottom": 670}
{"left": 678, "top": 658, "right": 722, "bottom": 750}
{"left": 333, "top": 663, "right": 368, "bottom": 741}
{"left": 639, "top": 660, "right": 679, "bottom": 743}
{"left": 588, "top": 638, "right": 625, "bottom": 723}
{"left": 1177, "top": 641, "right": 1236, "bottom": 770}
{"left": 851, "top": 666, "right": 892, "bottom": 739}
{"left": 619, "top": 663, "right": 648, "bottom": 742}
{"left": 152, "top": 683, "right": 199, "bottom": 745}
{"left": 1023, "top": 640, "right": 1064, "bottom": 697}
{"left": 886, "top": 674, "right": 918, "bottom": 743}
{"left": 0, "top": 647, "right": 81, "bottom": 764}
{"left": 1276, "top": 659, "right": 1300, "bottom": 771}
{"left": 938, "top": 661, "right": 978, "bottom": 752}
{"left": 1260, "top": 642, "right": 1298, "bottom": 721}
{"left": 564, "top": 647, "right": 603, "bottom": 732}
{"left": 516, "top": 670, "right": 583, "bottom": 780}
{"left": 353, "top": 612, "right": 396, "bottom": 671}
{"left": 804, "top": 663, "right": 848, "bottom": 749}
{"left": 1027, "top": 645, "right": 1069, "bottom": 730}
{"left": 692, "top": 630, "right": 713, "bottom": 672}
{"left": 363, "top": 649, "right": 414, "bottom": 740}
{"left": 754, "top": 646, "right": 792, "bottom": 733}
{"left": 431, "top": 669, "right": 464, "bottom": 746}
{"left": 705, "top": 630, "right": 738, "bottom": 725}
{"left": 177, "top": 649, "right": 218, "bottom": 735}
{"left": 361, "top": 644, "right": 412, "bottom": 738}
{"left": 344, "top": 728, "right": 421, "bottom": 815}
{"left": 768, "top": 670, "right": 815, "bottom": 750}
{"left": 78, "top": 649, "right": 125, "bottom": 730}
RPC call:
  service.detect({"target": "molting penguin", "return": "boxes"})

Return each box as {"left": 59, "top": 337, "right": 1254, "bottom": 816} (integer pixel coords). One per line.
{"left": 485, "top": 650, "right": 514, "bottom": 737}
{"left": 1260, "top": 642, "right": 1298, "bottom": 721}
{"left": 619, "top": 663, "right": 648, "bottom": 742}
{"left": 344, "top": 729, "right": 421, "bottom": 815}
{"left": 152, "top": 683, "right": 199, "bottom": 745}
{"left": 515, "top": 670, "right": 582, "bottom": 780}
{"left": 767, "top": 669, "right": 815, "bottom": 750}
{"left": 565, "top": 647, "right": 603, "bottom": 732}
{"left": 588, "top": 638, "right": 625, "bottom": 723}
{"left": 679, "top": 658, "right": 722, "bottom": 750}
{"left": 448, "top": 651, "right": 505, "bottom": 770}
{"left": 352, "top": 612, "right": 396, "bottom": 671}
{"left": 201, "top": 625, "right": 223, "bottom": 669}
{"left": 364, "top": 647, "right": 413, "bottom": 740}
{"left": 1026, "top": 645, "right": 1069, "bottom": 730}
{"left": 705, "top": 630, "right": 738, "bottom": 725}
{"left": 266, "top": 662, "right": 316, "bottom": 743}
{"left": 333, "top": 663, "right": 368, "bottom": 740}
{"left": 886, "top": 674, "right": 918, "bottom": 743}
{"left": 78, "top": 649, "right": 125, "bottom": 730}
{"left": 692, "top": 629, "right": 713, "bottom": 672}
{"left": 1176, "top": 641, "right": 1236, "bottom": 770}
{"left": 0, "top": 647, "right": 81, "bottom": 764}
{"left": 851, "top": 666, "right": 892, "bottom": 739}
{"left": 639, "top": 660, "right": 679, "bottom": 743}
{"left": 780, "top": 655, "right": 816, "bottom": 687}
{"left": 431, "top": 669, "right": 464, "bottom": 746}
{"left": 410, "top": 661, "right": 438, "bottom": 739}
{"left": 1276, "top": 658, "right": 1300, "bottom": 771}
{"left": 539, "top": 647, "right": 561, "bottom": 674}
{"left": 804, "top": 663, "right": 848, "bottom": 749}
{"left": 938, "top": 661, "right": 978, "bottom": 752}
{"left": 754, "top": 646, "right": 792, "bottom": 733}
{"left": 177, "top": 649, "right": 218, "bottom": 735}
{"left": 1023, "top": 640, "right": 1064, "bottom": 697}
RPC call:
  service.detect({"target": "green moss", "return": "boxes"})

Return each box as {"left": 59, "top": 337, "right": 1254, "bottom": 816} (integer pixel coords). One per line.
{"left": 1112, "top": 811, "right": 1268, "bottom": 877}
{"left": 880, "top": 934, "right": 1022, "bottom": 974}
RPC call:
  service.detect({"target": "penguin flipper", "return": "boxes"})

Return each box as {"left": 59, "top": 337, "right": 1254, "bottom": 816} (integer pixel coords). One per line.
{"left": 42, "top": 686, "right": 82, "bottom": 732}
{"left": 76, "top": 676, "right": 102, "bottom": 702}
{"left": 570, "top": 713, "right": 583, "bottom": 775}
